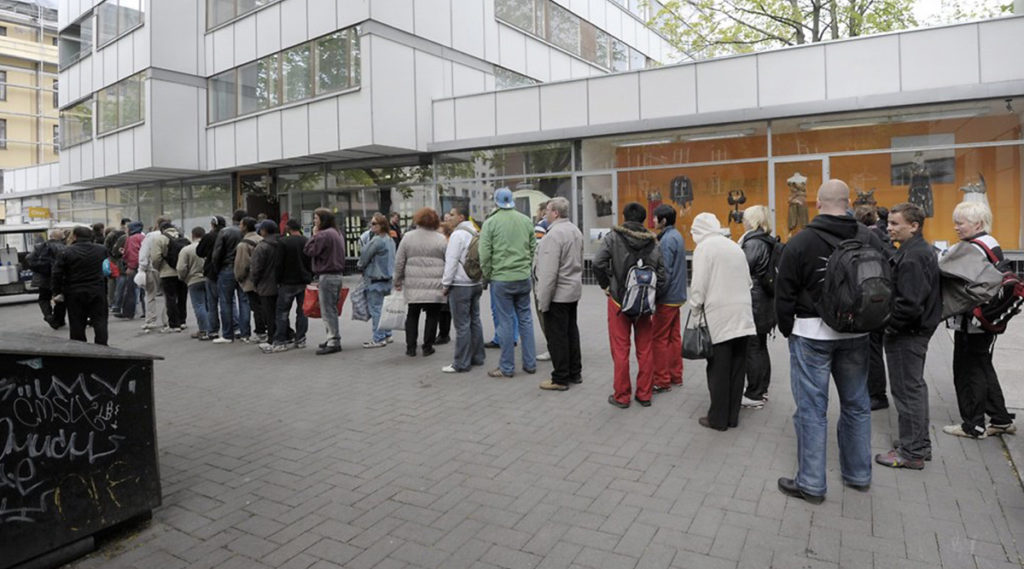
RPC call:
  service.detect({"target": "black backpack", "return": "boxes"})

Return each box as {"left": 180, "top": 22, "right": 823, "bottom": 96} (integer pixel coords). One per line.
{"left": 30, "top": 242, "right": 58, "bottom": 276}
{"left": 165, "top": 235, "right": 189, "bottom": 269}
{"left": 969, "top": 238, "right": 1024, "bottom": 334}
{"left": 813, "top": 227, "right": 893, "bottom": 333}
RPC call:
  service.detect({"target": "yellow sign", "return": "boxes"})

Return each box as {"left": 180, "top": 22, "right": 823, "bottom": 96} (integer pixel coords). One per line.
{"left": 27, "top": 207, "right": 51, "bottom": 219}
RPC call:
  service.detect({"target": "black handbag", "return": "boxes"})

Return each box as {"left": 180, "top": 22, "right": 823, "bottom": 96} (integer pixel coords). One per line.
{"left": 682, "top": 310, "right": 712, "bottom": 360}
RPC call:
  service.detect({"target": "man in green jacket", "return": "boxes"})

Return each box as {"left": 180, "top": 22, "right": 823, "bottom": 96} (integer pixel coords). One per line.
{"left": 479, "top": 187, "right": 537, "bottom": 378}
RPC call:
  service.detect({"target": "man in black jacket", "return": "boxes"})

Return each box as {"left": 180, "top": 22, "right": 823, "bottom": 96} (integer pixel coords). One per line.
{"left": 267, "top": 219, "right": 312, "bottom": 353}
{"left": 775, "top": 180, "right": 884, "bottom": 504}
{"left": 210, "top": 209, "right": 248, "bottom": 343}
{"left": 196, "top": 215, "right": 225, "bottom": 340}
{"left": 874, "top": 202, "right": 941, "bottom": 471}
{"left": 27, "top": 229, "right": 66, "bottom": 328}
{"left": 52, "top": 226, "right": 109, "bottom": 345}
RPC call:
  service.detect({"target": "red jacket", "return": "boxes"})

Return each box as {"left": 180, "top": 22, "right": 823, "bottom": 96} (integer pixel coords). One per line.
{"left": 123, "top": 232, "right": 145, "bottom": 270}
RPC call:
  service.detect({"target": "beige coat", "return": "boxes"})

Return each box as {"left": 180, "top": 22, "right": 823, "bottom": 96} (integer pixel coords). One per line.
{"left": 234, "top": 232, "right": 262, "bottom": 292}
{"left": 532, "top": 218, "right": 583, "bottom": 312}
{"left": 687, "top": 213, "right": 756, "bottom": 344}
{"left": 176, "top": 242, "right": 205, "bottom": 287}
{"left": 150, "top": 228, "right": 181, "bottom": 279}
{"left": 394, "top": 228, "right": 447, "bottom": 304}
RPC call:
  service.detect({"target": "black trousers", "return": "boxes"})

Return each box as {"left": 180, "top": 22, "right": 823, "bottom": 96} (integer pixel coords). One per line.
{"left": 437, "top": 304, "right": 452, "bottom": 338}
{"left": 543, "top": 301, "right": 582, "bottom": 384}
{"left": 406, "top": 302, "right": 442, "bottom": 349}
{"left": 161, "top": 277, "right": 187, "bottom": 328}
{"left": 259, "top": 294, "right": 278, "bottom": 342}
{"left": 953, "top": 330, "right": 1014, "bottom": 434}
{"left": 247, "top": 290, "right": 266, "bottom": 335}
{"left": 706, "top": 336, "right": 749, "bottom": 430}
{"left": 868, "top": 330, "right": 888, "bottom": 400}
{"left": 66, "top": 289, "right": 108, "bottom": 345}
{"left": 37, "top": 286, "right": 66, "bottom": 326}
{"left": 743, "top": 332, "right": 770, "bottom": 400}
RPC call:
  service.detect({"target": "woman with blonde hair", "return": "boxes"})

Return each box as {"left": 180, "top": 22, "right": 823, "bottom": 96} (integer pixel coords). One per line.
{"left": 394, "top": 207, "right": 448, "bottom": 356}
{"left": 357, "top": 212, "right": 396, "bottom": 348}
{"left": 737, "top": 205, "right": 777, "bottom": 408}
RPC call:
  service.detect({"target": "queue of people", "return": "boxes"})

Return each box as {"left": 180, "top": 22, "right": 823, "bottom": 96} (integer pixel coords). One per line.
{"left": 27, "top": 180, "right": 1017, "bottom": 509}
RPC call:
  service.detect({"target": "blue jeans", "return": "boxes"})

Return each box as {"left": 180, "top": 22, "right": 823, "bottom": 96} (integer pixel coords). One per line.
{"left": 489, "top": 284, "right": 518, "bottom": 344}
{"left": 112, "top": 274, "right": 127, "bottom": 312}
{"left": 205, "top": 278, "right": 221, "bottom": 335}
{"left": 318, "top": 274, "right": 344, "bottom": 346}
{"left": 450, "top": 284, "right": 485, "bottom": 371}
{"left": 275, "top": 284, "right": 308, "bottom": 345}
{"left": 217, "top": 267, "right": 250, "bottom": 339}
{"left": 188, "top": 282, "right": 211, "bottom": 334}
{"left": 366, "top": 286, "right": 392, "bottom": 343}
{"left": 789, "top": 334, "right": 872, "bottom": 495}
{"left": 491, "top": 279, "right": 536, "bottom": 375}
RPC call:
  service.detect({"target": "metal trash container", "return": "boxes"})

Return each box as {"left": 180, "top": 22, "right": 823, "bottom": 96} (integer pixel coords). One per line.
{"left": 0, "top": 332, "right": 162, "bottom": 569}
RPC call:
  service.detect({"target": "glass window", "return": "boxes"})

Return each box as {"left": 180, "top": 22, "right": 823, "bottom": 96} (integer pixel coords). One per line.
{"left": 106, "top": 186, "right": 138, "bottom": 227}
{"left": 119, "top": 73, "right": 144, "bottom": 125}
{"left": 495, "top": 0, "right": 535, "bottom": 35}
{"left": 52, "top": 125, "right": 59, "bottom": 153}
{"left": 495, "top": 67, "right": 537, "bottom": 90}
{"left": 629, "top": 47, "right": 645, "bottom": 70}
{"left": 239, "top": 54, "right": 279, "bottom": 114}
{"left": 316, "top": 31, "right": 350, "bottom": 94}
{"left": 97, "top": 1, "right": 119, "bottom": 45}
{"left": 611, "top": 39, "right": 629, "bottom": 72}
{"left": 137, "top": 185, "right": 159, "bottom": 227}
{"left": 207, "top": 0, "right": 274, "bottom": 29}
{"left": 184, "top": 179, "right": 232, "bottom": 232}
{"left": 61, "top": 97, "right": 93, "bottom": 147}
{"left": 279, "top": 165, "right": 326, "bottom": 193}
{"left": 160, "top": 182, "right": 183, "bottom": 222}
{"left": 98, "top": 85, "right": 119, "bottom": 133}
{"left": 119, "top": 0, "right": 143, "bottom": 31}
{"left": 59, "top": 12, "right": 93, "bottom": 68}
{"left": 208, "top": 70, "right": 237, "bottom": 123}
{"left": 0, "top": 119, "right": 6, "bottom": 150}
{"left": 281, "top": 44, "right": 311, "bottom": 103}
{"left": 546, "top": 2, "right": 579, "bottom": 54}
{"left": 0, "top": 71, "right": 6, "bottom": 101}
{"left": 52, "top": 79, "right": 58, "bottom": 108}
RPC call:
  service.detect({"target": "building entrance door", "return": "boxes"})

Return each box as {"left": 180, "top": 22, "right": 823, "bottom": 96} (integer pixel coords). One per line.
{"left": 237, "top": 170, "right": 279, "bottom": 221}
{"left": 770, "top": 156, "right": 829, "bottom": 241}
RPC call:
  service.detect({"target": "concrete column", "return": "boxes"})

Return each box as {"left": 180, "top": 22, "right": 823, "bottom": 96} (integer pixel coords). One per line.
{"left": 1016, "top": 0, "right": 1024, "bottom": 15}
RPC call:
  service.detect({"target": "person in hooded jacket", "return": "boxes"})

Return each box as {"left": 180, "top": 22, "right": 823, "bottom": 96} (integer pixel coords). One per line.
{"left": 196, "top": 216, "right": 226, "bottom": 340}
{"left": 52, "top": 226, "right": 108, "bottom": 345}
{"left": 593, "top": 202, "right": 666, "bottom": 409}
{"left": 738, "top": 205, "right": 777, "bottom": 409}
{"left": 269, "top": 219, "right": 313, "bottom": 353}
{"left": 151, "top": 221, "right": 188, "bottom": 332}
{"left": 251, "top": 220, "right": 283, "bottom": 352}
{"left": 118, "top": 221, "right": 146, "bottom": 318}
{"left": 177, "top": 226, "right": 211, "bottom": 339}
{"left": 211, "top": 209, "right": 248, "bottom": 344}
{"left": 233, "top": 217, "right": 263, "bottom": 342}
{"left": 138, "top": 216, "right": 171, "bottom": 331}
{"left": 855, "top": 205, "right": 895, "bottom": 411}
{"left": 774, "top": 179, "right": 886, "bottom": 505}
{"left": 689, "top": 213, "right": 756, "bottom": 431}
{"left": 27, "top": 229, "right": 67, "bottom": 328}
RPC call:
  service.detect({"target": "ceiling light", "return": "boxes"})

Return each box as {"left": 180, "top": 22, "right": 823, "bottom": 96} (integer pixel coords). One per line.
{"left": 613, "top": 138, "right": 674, "bottom": 147}
{"left": 799, "top": 107, "right": 990, "bottom": 131}
{"left": 678, "top": 129, "right": 756, "bottom": 141}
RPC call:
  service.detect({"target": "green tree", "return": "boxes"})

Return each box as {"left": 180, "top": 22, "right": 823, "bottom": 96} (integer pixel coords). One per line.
{"left": 649, "top": 0, "right": 918, "bottom": 59}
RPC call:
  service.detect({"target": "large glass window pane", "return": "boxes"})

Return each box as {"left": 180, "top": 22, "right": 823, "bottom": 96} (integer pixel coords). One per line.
{"left": 316, "top": 31, "right": 349, "bottom": 94}
{"left": 629, "top": 47, "right": 645, "bottom": 70}
{"left": 239, "top": 54, "right": 279, "bottom": 114}
{"left": 119, "top": 0, "right": 143, "bottom": 31}
{"left": 350, "top": 29, "right": 361, "bottom": 87}
{"left": 60, "top": 98, "right": 92, "bottom": 147}
{"left": 495, "top": 0, "right": 534, "bottom": 35}
{"left": 98, "top": 86, "right": 119, "bottom": 133}
{"left": 546, "top": 2, "right": 579, "bottom": 54}
{"left": 281, "top": 44, "right": 311, "bottom": 103}
{"left": 580, "top": 21, "right": 599, "bottom": 65}
{"left": 137, "top": 185, "right": 159, "bottom": 227}
{"left": 207, "top": 0, "right": 234, "bottom": 29}
{"left": 81, "top": 15, "right": 94, "bottom": 54}
{"left": 184, "top": 179, "right": 232, "bottom": 232}
{"left": 106, "top": 186, "right": 138, "bottom": 226}
{"left": 160, "top": 183, "right": 183, "bottom": 222}
{"left": 119, "top": 73, "right": 143, "bottom": 125}
{"left": 279, "top": 165, "right": 326, "bottom": 193}
{"left": 209, "top": 70, "right": 237, "bottom": 123}
{"left": 611, "top": 39, "right": 629, "bottom": 72}
{"left": 59, "top": 14, "right": 93, "bottom": 67}
{"left": 97, "top": 1, "right": 119, "bottom": 45}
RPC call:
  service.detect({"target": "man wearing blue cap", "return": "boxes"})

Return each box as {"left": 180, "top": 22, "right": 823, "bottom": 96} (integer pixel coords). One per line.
{"left": 479, "top": 187, "right": 537, "bottom": 377}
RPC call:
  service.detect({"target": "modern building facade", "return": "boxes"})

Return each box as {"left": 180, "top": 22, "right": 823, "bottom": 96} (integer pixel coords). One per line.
{"left": 1, "top": 1, "right": 1023, "bottom": 263}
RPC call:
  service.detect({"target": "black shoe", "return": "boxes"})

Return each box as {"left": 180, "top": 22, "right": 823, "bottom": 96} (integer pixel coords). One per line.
{"left": 315, "top": 344, "right": 341, "bottom": 356}
{"left": 435, "top": 336, "right": 451, "bottom": 345}
{"left": 653, "top": 385, "right": 671, "bottom": 394}
{"left": 843, "top": 480, "right": 871, "bottom": 492}
{"left": 607, "top": 395, "right": 629, "bottom": 409}
{"left": 484, "top": 341, "right": 500, "bottom": 349}
{"left": 406, "top": 347, "right": 417, "bottom": 357}
{"left": 778, "top": 477, "right": 824, "bottom": 504}
{"left": 870, "top": 397, "right": 889, "bottom": 411}
{"left": 635, "top": 397, "right": 651, "bottom": 407}
{"left": 522, "top": 367, "right": 536, "bottom": 375}
{"left": 422, "top": 346, "right": 435, "bottom": 357}
{"left": 568, "top": 376, "right": 582, "bottom": 384}
{"left": 698, "top": 416, "right": 726, "bottom": 431}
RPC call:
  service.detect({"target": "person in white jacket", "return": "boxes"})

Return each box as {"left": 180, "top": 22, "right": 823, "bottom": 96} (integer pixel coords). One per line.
{"left": 440, "top": 205, "right": 485, "bottom": 373}
{"left": 688, "top": 212, "right": 756, "bottom": 431}
{"left": 137, "top": 215, "right": 169, "bottom": 332}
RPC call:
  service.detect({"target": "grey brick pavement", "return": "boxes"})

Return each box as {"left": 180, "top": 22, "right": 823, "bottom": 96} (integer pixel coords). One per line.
{"left": 3, "top": 281, "right": 1024, "bottom": 569}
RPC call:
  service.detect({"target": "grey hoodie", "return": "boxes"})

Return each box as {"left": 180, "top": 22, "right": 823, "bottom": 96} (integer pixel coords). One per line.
{"left": 593, "top": 221, "right": 666, "bottom": 306}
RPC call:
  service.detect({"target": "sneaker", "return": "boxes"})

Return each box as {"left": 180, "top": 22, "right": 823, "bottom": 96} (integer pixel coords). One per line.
{"left": 270, "top": 344, "right": 290, "bottom": 353}
{"left": 179, "top": 324, "right": 187, "bottom": 331}
{"left": 158, "top": 326, "right": 174, "bottom": 334}
{"left": 539, "top": 380, "right": 568, "bottom": 391}
{"left": 212, "top": 337, "right": 233, "bottom": 344}
{"left": 607, "top": 395, "right": 629, "bottom": 409}
{"left": 435, "top": 336, "right": 451, "bottom": 345}
{"left": 943, "top": 424, "right": 987, "bottom": 439}
{"left": 255, "top": 333, "right": 268, "bottom": 343}
{"left": 653, "top": 385, "right": 671, "bottom": 394}
{"left": 362, "top": 340, "right": 387, "bottom": 349}
{"left": 190, "top": 331, "right": 202, "bottom": 339}
{"left": 316, "top": 344, "right": 341, "bottom": 356}
{"left": 874, "top": 449, "right": 924, "bottom": 470}
{"left": 488, "top": 368, "right": 513, "bottom": 378}
{"left": 986, "top": 423, "right": 1017, "bottom": 436}
{"left": 200, "top": 333, "right": 217, "bottom": 342}
{"left": 441, "top": 365, "right": 458, "bottom": 373}
{"left": 258, "top": 342, "right": 273, "bottom": 352}
{"left": 294, "top": 339, "right": 307, "bottom": 349}
{"left": 870, "top": 397, "right": 889, "bottom": 411}
{"left": 385, "top": 336, "right": 394, "bottom": 344}
{"left": 484, "top": 341, "right": 500, "bottom": 349}
{"left": 239, "top": 336, "right": 254, "bottom": 344}
{"left": 537, "top": 351, "right": 551, "bottom": 361}
{"left": 741, "top": 396, "right": 765, "bottom": 409}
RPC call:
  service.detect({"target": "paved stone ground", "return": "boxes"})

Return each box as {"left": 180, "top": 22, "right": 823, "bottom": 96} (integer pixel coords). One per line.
{"left": 4, "top": 281, "right": 1024, "bottom": 569}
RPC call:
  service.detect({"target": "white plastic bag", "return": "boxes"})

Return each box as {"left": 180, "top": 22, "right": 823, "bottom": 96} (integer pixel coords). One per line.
{"left": 376, "top": 293, "right": 408, "bottom": 331}
{"left": 133, "top": 270, "right": 146, "bottom": 287}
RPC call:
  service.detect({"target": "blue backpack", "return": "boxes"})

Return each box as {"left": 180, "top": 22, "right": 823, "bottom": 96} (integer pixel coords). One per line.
{"left": 619, "top": 258, "right": 657, "bottom": 320}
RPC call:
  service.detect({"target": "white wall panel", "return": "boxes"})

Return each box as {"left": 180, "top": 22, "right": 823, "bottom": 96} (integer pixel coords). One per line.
{"left": 255, "top": 4, "right": 282, "bottom": 59}
{"left": 101, "top": 45, "right": 117, "bottom": 86}
{"left": 150, "top": 0, "right": 199, "bottom": 74}
{"left": 550, "top": 49, "right": 572, "bottom": 81}
{"left": 281, "top": 106, "right": 309, "bottom": 159}
{"left": 234, "top": 119, "right": 259, "bottom": 166}
{"left": 117, "top": 131, "right": 134, "bottom": 173}
{"left": 212, "top": 27, "right": 234, "bottom": 75}
{"left": 103, "top": 134, "right": 118, "bottom": 176}
{"left": 414, "top": 52, "right": 446, "bottom": 150}
{"left": 414, "top": 0, "right": 452, "bottom": 46}
{"left": 371, "top": 0, "right": 414, "bottom": 33}
{"left": 497, "top": 25, "right": 527, "bottom": 74}
{"left": 307, "top": 0, "right": 337, "bottom": 39}
{"left": 151, "top": 81, "right": 200, "bottom": 170}
{"left": 131, "top": 32, "right": 148, "bottom": 73}
{"left": 496, "top": 88, "right": 539, "bottom": 136}
{"left": 80, "top": 143, "right": 94, "bottom": 182}
{"left": 606, "top": 7, "right": 622, "bottom": 39}
{"left": 979, "top": 20, "right": 1024, "bottom": 84}
{"left": 589, "top": 73, "right": 639, "bottom": 124}
{"left": 339, "top": 90, "right": 373, "bottom": 149}
{"left": 204, "top": 35, "right": 215, "bottom": 77}
{"left": 133, "top": 126, "right": 151, "bottom": 170}
{"left": 452, "top": 65, "right": 486, "bottom": 97}
{"left": 454, "top": 94, "right": 495, "bottom": 140}
{"left": 233, "top": 16, "right": 257, "bottom": 65}
{"left": 279, "top": 0, "right": 308, "bottom": 50}
{"left": 371, "top": 38, "right": 417, "bottom": 147}
{"left": 452, "top": 0, "right": 485, "bottom": 59}
{"left": 257, "top": 112, "right": 283, "bottom": 162}
{"left": 758, "top": 46, "right": 825, "bottom": 107}
{"left": 308, "top": 98, "right": 340, "bottom": 153}
{"left": 825, "top": 36, "right": 899, "bottom": 100}
{"left": 569, "top": 57, "right": 592, "bottom": 79}
{"left": 569, "top": 0, "right": 588, "bottom": 18}
{"left": 696, "top": 56, "right": 757, "bottom": 113}
{"left": 619, "top": 16, "right": 636, "bottom": 46}
{"left": 901, "top": 26, "right": 980, "bottom": 92}
{"left": 338, "top": 0, "right": 370, "bottom": 28}
{"left": 196, "top": 88, "right": 208, "bottom": 170}
{"left": 525, "top": 39, "right": 551, "bottom": 83}
{"left": 588, "top": 0, "right": 606, "bottom": 28}
{"left": 639, "top": 65, "right": 696, "bottom": 119}
{"left": 213, "top": 124, "right": 235, "bottom": 170}
{"left": 433, "top": 99, "right": 455, "bottom": 142}
{"left": 539, "top": 81, "right": 587, "bottom": 131}
{"left": 483, "top": 0, "right": 499, "bottom": 62}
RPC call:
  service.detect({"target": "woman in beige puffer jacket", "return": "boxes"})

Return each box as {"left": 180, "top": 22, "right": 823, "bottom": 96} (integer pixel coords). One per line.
{"left": 394, "top": 207, "right": 447, "bottom": 356}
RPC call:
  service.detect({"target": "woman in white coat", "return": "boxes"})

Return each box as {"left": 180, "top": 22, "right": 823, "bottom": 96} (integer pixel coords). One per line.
{"left": 688, "top": 212, "right": 757, "bottom": 431}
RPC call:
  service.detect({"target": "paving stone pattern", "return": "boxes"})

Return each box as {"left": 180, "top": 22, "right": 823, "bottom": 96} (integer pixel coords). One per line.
{"left": 5, "top": 281, "right": 1023, "bottom": 569}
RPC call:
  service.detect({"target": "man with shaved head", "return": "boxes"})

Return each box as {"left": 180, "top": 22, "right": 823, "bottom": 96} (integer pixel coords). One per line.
{"left": 774, "top": 179, "right": 887, "bottom": 504}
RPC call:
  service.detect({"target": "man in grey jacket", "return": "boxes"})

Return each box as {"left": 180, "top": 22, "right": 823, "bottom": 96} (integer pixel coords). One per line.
{"left": 533, "top": 197, "right": 584, "bottom": 391}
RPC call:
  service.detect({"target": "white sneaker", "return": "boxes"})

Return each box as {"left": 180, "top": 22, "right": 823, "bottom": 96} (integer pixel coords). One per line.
{"left": 385, "top": 336, "right": 394, "bottom": 344}
{"left": 441, "top": 365, "right": 457, "bottom": 373}
{"left": 741, "top": 396, "right": 765, "bottom": 409}
{"left": 537, "top": 351, "right": 551, "bottom": 361}
{"left": 258, "top": 342, "right": 273, "bottom": 352}
{"left": 943, "top": 424, "right": 987, "bottom": 439}
{"left": 212, "top": 337, "right": 233, "bottom": 344}
{"left": 362, "top": 340, "right": 387, "bottom": 349}
{"left": 987, "top": 423, "right": 1017, "bottom": 436}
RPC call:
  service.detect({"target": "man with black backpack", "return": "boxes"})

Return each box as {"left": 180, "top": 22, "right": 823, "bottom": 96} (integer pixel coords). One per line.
{"left": 593, "top": 202, "right": 666, "bottom": 409}
{"left": 775, "top": 179, "right": 890, "bottom": 504}
{"left": 27, "top": 229, "right": 66, "bottom": 329}
{"left": 151, "top": 221, "right": 190, "bottom": 333}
